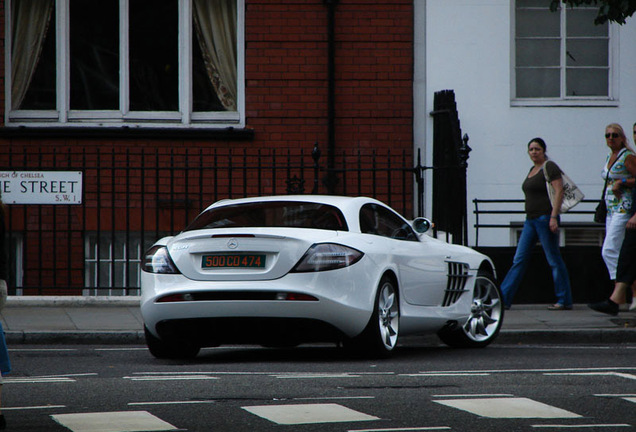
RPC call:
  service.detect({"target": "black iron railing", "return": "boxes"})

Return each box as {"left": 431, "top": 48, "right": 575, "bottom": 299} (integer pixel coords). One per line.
{"left": 1, "top": 144, "right": 419, "bottom": 295}
{"left": 473, "top": 198, "right": 603, "bottom": 247}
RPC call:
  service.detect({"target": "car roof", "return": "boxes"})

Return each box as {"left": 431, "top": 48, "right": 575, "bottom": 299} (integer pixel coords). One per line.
{"left": 189, "top": 195, "right": 414, "bottom": 235}
{"left": 205, "top": 195, "right": 384, "bottom": 212}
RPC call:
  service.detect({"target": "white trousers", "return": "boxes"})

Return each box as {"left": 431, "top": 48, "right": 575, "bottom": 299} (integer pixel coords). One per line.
{"left": 602, "top": 212, "right": 631, "bottom": 280}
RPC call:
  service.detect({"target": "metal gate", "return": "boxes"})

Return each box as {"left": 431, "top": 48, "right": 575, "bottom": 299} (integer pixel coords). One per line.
{"left": 430, "top": 89, "right": 471, "bottom": 245}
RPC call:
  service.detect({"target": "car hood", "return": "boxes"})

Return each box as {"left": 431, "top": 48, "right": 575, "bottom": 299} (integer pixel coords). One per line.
{"left": 164, "top": 228, "right": 344, "bottom": 281}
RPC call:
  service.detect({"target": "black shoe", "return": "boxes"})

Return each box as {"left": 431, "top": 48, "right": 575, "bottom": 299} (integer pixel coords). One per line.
{"left": 588, "top": 299, "right": 619, "bottom": 316}
{"left": 0, "top": 414, "right": 6, "bottom": 430}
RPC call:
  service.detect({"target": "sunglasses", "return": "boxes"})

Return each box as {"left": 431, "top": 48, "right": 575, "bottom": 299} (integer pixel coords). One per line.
{"left": 605, "top": 133, "right": 620, "bottom": 139}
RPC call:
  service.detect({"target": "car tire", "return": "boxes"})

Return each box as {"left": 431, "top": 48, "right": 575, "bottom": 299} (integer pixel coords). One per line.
{"left": 352, "top": 275, "right": 400, "bottom": 357}
{"left": 437, "top": 271, "right": 504, "bottom": 348}
{"left": 144, "top": 326, "right": 201, "bottom": 359}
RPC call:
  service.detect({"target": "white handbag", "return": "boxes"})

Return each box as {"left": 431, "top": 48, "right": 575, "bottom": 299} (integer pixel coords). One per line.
{"left": 543, "top": 163, "right": 584, "bottom": 213}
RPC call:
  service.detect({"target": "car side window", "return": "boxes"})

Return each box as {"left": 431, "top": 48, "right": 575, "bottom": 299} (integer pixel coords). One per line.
{"left": 359, "top": 204, "right": 418, "bottom": 241}
{"left": 359, "top": 205, "right": 378, "bottom": 235}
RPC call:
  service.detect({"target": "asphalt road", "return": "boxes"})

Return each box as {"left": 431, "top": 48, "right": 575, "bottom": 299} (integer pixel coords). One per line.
{"left": 4, "top": 341, "right": 636, "bottom": 431}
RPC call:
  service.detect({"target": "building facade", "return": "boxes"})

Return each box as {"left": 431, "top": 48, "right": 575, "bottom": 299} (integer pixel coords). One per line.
{"left": 420, "top": 1, "right": 636, "bottom": 247}
{"left": 1, "top": 0, "right": 415, "bottom": 294}
{"left": 2, "top": 0, "right": 635, "bottom": 296}
{"left": 418, "top": 1, "right": 636, "bottom": 302}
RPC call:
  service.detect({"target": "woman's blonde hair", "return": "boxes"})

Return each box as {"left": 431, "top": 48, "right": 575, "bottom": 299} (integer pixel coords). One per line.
{"left": 606, "top": 123, "right": 636, "bottom": 152}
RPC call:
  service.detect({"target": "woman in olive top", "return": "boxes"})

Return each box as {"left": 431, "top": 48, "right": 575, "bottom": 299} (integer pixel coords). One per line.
{"left": 500, "top": 138, "right": 573, "bottom": 311}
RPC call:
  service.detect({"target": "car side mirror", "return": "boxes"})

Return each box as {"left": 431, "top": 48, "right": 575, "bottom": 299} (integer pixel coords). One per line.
{"left": 412, "top": 217, "right": 432, "bottom": 234}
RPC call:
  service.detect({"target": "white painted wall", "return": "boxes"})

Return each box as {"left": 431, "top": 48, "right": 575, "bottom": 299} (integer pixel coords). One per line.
{"left": 416, "top": 0, "right": 636, "bottom": 246}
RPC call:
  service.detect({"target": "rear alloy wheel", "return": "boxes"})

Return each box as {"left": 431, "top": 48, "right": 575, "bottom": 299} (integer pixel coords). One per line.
{"left": 356, "top": 276, "right": 400, "bottom": 357}
{"left": 438, "top": 272, "right": 503, "bottom": 348}
{"left": 144, "top": 326, "right": 201, "bottom": 359}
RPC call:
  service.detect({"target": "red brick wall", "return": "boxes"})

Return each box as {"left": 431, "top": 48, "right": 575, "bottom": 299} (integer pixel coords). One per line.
{"left": 246, "top": 0, "right": 413, "bottom": 153}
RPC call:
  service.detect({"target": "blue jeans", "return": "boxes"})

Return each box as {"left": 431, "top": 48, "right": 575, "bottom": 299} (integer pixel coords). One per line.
{"left": 501, "top": 215, "right": 573, "bottom": 307}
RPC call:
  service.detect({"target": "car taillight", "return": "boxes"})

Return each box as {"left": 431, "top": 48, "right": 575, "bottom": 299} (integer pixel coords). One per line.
{"left": 291, "top": 243, "right": 363, "bottom": 273}
{"left": 142, "top": 246, "right": 181, "bottom": 274}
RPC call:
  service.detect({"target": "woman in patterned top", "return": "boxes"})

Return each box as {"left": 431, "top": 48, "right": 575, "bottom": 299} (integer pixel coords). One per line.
{"left": 590, "top": 123, "right": 636, "bottom": 315}
{"left": 598, "top": 124, "right": 635, "bottom": 285}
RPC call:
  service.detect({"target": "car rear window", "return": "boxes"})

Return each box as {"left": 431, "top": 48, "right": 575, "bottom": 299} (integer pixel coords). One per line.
{"left": 185, "top": 201, "right": 349, "bottom": 231}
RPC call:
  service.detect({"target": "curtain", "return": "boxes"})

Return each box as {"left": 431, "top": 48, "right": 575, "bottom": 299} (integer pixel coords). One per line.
{"left": 193, "top": 0, "right": 237, "bottom": 111}
{"left": 11, "top": 0, "right": 54, "bottom": 110}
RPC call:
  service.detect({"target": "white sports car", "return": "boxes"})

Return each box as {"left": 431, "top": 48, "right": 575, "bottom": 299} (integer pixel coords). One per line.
{"left": 141, "top": 195, "right": 503, "bottom": 358}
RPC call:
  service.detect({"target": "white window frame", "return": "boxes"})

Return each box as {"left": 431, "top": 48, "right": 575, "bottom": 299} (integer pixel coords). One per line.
{"left": 511, "top": 1, "right": 619, "bottom": 107}
{"left": 4, "top": 0, "right": 245, "bottom": 128}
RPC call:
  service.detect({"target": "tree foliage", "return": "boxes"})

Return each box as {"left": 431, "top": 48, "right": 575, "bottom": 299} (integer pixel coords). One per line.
{"left": 550, "top": 0, "right": 636, "bottom": 24}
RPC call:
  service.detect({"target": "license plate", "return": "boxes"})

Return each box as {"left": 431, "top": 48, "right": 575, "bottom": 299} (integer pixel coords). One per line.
{"left": 202, "top": 254, "right": 266, "bottom": 269}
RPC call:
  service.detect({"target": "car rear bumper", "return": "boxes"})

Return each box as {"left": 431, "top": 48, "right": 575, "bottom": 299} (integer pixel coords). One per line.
{"left": 140, "top": 270, "right": 377, "bottom": 343}
{"left": 154, "top": 316, "right": 347, "bottom": 346}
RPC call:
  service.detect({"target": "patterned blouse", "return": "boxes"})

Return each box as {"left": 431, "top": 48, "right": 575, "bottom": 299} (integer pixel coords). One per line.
{"left": 602, "top": 148, "right": 635, "bottom": 215}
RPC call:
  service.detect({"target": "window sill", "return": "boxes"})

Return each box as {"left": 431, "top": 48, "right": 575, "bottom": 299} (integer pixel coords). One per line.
{"left": 511, "top": 99, "right": 619, "bottom": 108}
{"left": 0, "top": 126, "right": 255, "bottom": 140}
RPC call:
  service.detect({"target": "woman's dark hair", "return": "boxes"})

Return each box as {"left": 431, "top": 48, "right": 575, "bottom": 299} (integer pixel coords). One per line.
{"left": 528, "top": 137, "right": 547, "bottom": 151}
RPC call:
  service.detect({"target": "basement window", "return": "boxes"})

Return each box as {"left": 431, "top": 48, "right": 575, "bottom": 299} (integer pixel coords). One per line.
{"left": 84, "top": 232, "right": 161, "bottom": 296}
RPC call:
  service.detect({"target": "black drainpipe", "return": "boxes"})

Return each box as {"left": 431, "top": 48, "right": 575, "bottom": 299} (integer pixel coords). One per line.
{"left": 324, "top": 0, "right": 339, "bottom": 193}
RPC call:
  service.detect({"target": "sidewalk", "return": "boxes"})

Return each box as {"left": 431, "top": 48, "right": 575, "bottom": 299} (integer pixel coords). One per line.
{"left": 1, "top": 297, "right": 144, "bottom": 345}
{"left": 1, "top": 296, "right": 634, "bottom": 345}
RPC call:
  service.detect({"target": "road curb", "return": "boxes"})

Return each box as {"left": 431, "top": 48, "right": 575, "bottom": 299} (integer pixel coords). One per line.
{"left": 497, "top": 328, "right": 636, "bottom": 345}
{"left": 5, "top": 330, "right": 145, "bottom": 345}
{"left": 5, "top": 296, "right": 141, "bottom": 308}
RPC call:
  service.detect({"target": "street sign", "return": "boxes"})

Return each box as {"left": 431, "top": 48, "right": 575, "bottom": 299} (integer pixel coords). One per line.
{"left": 0, "top": 171, "right": 83, "bottom": 204}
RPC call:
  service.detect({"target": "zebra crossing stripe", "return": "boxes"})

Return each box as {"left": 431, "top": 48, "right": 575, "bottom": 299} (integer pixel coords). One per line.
{"left": 242, "top": 403, "right": 379, "bottom": 425}
{"left": 51, "top": 411, "right": 176, "bottom": 432}
{"left": 433, "top": 397, "right": 581, "bottom": 419}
